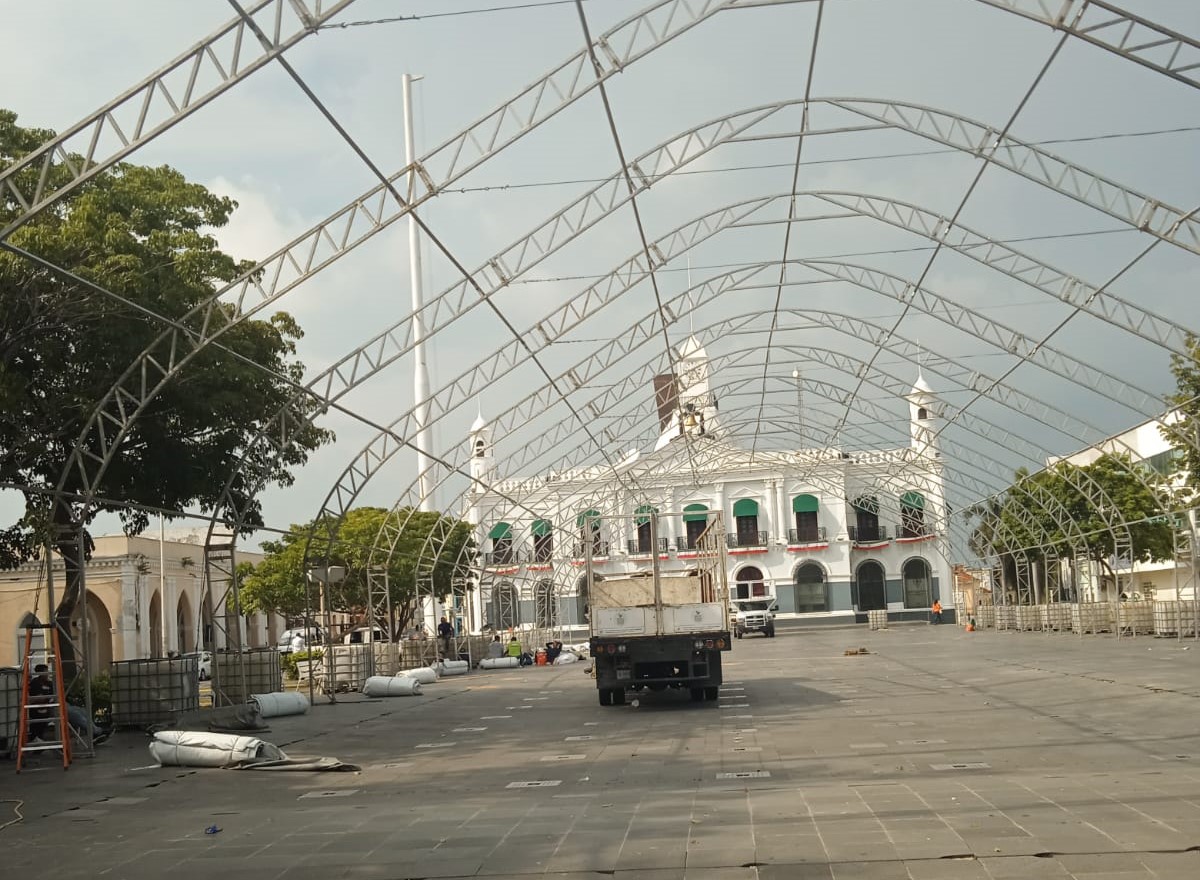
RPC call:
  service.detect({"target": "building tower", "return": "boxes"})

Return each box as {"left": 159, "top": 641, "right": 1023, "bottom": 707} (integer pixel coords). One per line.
{"left": 905, "top": 370, "right": 939, "bottom": 458}
{"left": 655, "top": 336, "right": 720, "bottom": 450}
{"left": 468, "top": 411, "right": 495, "bottom": 491}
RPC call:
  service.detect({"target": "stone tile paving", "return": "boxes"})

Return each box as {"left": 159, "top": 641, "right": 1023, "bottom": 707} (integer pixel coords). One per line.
{"left": 2, "top": 627, "right": 1200, "bottom": 878}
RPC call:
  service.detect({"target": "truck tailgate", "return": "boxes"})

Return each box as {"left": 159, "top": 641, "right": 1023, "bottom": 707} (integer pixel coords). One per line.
{"left": 661, "top": 602, "right": 728, "bottom": 634}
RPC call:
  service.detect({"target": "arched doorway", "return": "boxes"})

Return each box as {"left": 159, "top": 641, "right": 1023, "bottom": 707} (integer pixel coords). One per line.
{"left": 535, "top": 579, "right": 556, "bottom": 628}
{"left": 148, "top": 590, "right": 163, "bottom": 657}
{"left": 856, "top": 561, "right": 886, "bottom": 611}
{"left": 176, "top": 592, "right": 194, "bottom": 654}
{"left": 903, "top": 558, "right": 932, "bottom": 608}
{"left": 71, "top": 592, "right": 114, "bottom": 669}
{"left": 575, "top": 575, "right": 590, "bottom": 624}
{"left": 733, "top": 566, "right": 766, "bottom": 601}
{"left": 794, "top": 563, "right": 828, "bottom": 613}
{"left": 492, "top": 582, "right": 519, "bottom": 630}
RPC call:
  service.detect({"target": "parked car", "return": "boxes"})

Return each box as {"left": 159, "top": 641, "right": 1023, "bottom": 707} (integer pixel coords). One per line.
{"left": 731, "top": 599, "right": 777, "bottom": 638}
{"left": 342, "top": 626, "right": 387, "bottom": 645}
{"left": 277, "top": 627, "right": 325, "bottom": 654}
{"left": 184, "top": 651, "right": 212, "bottom": 680}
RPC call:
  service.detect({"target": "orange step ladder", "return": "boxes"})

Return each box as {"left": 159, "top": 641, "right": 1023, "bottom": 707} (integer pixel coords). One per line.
{"left": 16, "top": 624, "right": 72, "bottom": 772}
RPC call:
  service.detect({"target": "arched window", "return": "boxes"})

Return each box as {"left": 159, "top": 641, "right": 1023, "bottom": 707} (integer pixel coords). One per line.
{"left": 899, "top": 491, "right": 926, "bottom": 538}
{"left": 473, "top": 438, "right": 486, "bottom": 457}
{"left": 852, "top": 495, "right": 881, "bottom": 542}
{"left": 916, "top": 407, "right": 928, "bottom": 421}
{"left": 682, "top": 503, "right": 709, "bottom": 550}
{"left": 732, "top": 498, "right": 762, "bottom": 548}
{"left": 903, "top": 558, "right": 932, "bottom": 608}
{"left": 734, "top": 565, "right": 766, "bottom": 600}
{"left": 493, "top": 582, "right": 519, "bottom": 630}
{"left": 794, "top": 563, "right": 827, "bottom": 613}
{"left": 535, "top": 580, "right": 556, "bottom": 627}
{"left": 531, "top": 519, "right": 553, "bottom": 562}
{"left": 792, "top": 494, "right": 820, "bottom": 543}
{"left": 576, "top": 509, "right": 603, "bottom": 557}
{"left": 633, "top": 504, "right": 658, "bottom": 553}
{"left": 488, "top": 521, "right": 514, "bottom": 564}
{"left": 855, "top": 561, "right": 886, "bottom": 611}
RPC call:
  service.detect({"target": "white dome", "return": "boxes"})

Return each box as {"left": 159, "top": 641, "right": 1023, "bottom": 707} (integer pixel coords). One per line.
{"left": 470, "top": 412, "right": 488, "bottom": 432}
{"left": 678, "top": 335, "right": 707, "bottom": 360}
{"left": 910, "top": 369, "right": 933, "bottom": 395}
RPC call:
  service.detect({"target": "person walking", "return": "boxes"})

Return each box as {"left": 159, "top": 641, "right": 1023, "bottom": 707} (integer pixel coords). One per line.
{"left": 931, "top": 600, "right": 943, "bottom": 624}
{"left": 437, "top": 616, "right": 455, "bottom": 657}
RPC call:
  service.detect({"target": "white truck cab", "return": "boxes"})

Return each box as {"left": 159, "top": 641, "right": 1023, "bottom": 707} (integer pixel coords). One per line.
{"left": 731, "top": 598, "right": 777, "bottom": 638}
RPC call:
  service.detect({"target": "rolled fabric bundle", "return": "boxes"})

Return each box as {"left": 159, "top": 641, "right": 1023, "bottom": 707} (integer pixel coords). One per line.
{"left": 149, "top": 730, "right": 278, "bottom": 768}
{"left": 479, "top": 657, "right": 519, "bottom": 669}
{"left": 440, "top": 659, "right": 469, "bottom": 671}
{"left": 362, "top": 675, "right": 422, "bottom": 697}
{"left": 249, "top": 692, "right": 310, "bottom": 718}
{"left": 396, "top": 667, "right": 438, "bottom": 684}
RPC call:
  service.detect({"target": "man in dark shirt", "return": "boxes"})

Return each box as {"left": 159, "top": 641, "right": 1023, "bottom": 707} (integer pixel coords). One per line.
{"left": 437, "top": 616, "right": 455, "bottom": 657}
{"left": 26, "top": 663, "right": 108, "bottom": 745}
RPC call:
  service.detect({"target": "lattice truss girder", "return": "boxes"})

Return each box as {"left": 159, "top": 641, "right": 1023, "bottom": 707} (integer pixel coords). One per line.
{"left": 209, "top": 178, "right": 1191, "bottom": 552}
{"left": 315, "top": 320, "right": 1155, "bottom": 587}
{"left": 975, "top": 0, "right": 1200, "bottom": 89}
{"left": 0, "top": 0, "right": 359, "bottom": 239}
{"left": 59, "top": 74, "right": 1200, "bottom": 511}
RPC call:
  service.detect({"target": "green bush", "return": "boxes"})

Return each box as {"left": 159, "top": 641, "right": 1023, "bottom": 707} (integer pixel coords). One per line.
{"left": 67, "top": 670, "right": 112, "bottom": 724}
{"left": 282, "top": 648, "right": 323, "bottom": 680}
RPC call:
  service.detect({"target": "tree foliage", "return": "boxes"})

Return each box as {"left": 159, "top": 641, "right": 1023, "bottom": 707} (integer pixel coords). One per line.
{"left": 0, "top": 109, "right": 332, "bottom": 662}
{"left": 967, "top": 454, "right": 1174, "bottom": 583}
{"left": 1163, "top": 332, "right": 1200, "bottom": 497}
{"left": 239, "top": 507, "right": 477, "bottom": 635}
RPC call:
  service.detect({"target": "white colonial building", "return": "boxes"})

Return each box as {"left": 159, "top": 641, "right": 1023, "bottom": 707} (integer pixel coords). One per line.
{"left": 462, "top": 338, "right": 955, "bottom": 630}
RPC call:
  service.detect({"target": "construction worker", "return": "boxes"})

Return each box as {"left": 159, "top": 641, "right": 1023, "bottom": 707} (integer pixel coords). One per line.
{"left": 931, "top": 600, "right": 943, "bottom": 624}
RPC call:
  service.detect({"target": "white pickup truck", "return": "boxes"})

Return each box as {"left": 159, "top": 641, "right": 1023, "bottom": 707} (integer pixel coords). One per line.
{"left": 731, "top": 598, "right": 777, "bottom": 638}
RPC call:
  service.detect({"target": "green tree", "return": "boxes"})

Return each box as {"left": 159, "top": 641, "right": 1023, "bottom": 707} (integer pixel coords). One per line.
{"left": 1163, "top": 332, "right": 1200, "bottom": 495}
{"left": 0, "top": 109, "right": 332, "bottom": 666}
{"left": 970, "top": 455, "right": 1173, "bottom": 598}
{"left": 239, "top": 507, "right": 476, "bottom": 635}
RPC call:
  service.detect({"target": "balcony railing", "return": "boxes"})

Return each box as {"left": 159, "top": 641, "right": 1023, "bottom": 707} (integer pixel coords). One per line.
{"left": 485, "top": 550, "right": 523, "bottom": 566}
{"left": 675, "top": 536, "right": 697, "bottom": 551}
{"left": 626, "top": 538, "right": 669, "bottom": 555}
{"left": 572, "top": 541, "right": 610, "bottom": 558}
{"left": 849, "top": 525, "right": 889, "bottom": 543}
{"left": 726, "top": 531, "right": 768, "bottom": 549}
{"left": 788, "top": 526, "right": 827, "bottom": 544}
{"left": 895, "top": 522, "right": 933, "bottom": 539}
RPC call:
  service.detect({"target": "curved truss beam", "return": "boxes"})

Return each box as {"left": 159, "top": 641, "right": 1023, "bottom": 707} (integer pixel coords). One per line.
{"left": 70, "top": 87, "right": 1185, "bottom": 513}
{"left": 0, "top": 0, "right": 358, "bottom": 238}
{"left": 975, "top": 0, "right": 1200, "bottom": 91}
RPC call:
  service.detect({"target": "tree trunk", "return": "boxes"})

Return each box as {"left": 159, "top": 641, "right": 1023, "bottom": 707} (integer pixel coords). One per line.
{"left": 51, "top": 502, "right": 83, "bottom": 679}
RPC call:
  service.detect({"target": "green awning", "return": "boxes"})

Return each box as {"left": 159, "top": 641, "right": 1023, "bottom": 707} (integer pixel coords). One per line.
{"left": 531, "top": 518, "right": 551, "bottom": 536}
{"left": 793, "top": 494, "right": 819, "bottom": 513}
{"left": 576, "top": 508, "right": 601, "bottom": 528}
{"left": 488, "top": 521, "right": 512, "bottom": 540}
{"left": 732, "top": 498, "right": 759, "bottom": 518}
{"left": 900, "top": 491, "right": 925, "bottom": 510}
{"left": 852, "top": 495, "right": 879, "bottom": 514}
{"left": 683, "top": 503, "right": 708, "bottom": 523}
{"left": 634, "top": 504, "right": 657, "bottom": 526}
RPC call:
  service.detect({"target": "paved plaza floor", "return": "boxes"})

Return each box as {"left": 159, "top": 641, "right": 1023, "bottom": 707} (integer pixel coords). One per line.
{"left": 3, "top": 625, "right": 1200, "bottom": 879}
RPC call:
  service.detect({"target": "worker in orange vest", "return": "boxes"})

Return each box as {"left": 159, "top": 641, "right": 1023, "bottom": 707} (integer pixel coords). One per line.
{"left": 931, "top": 600, "right": 943, "bottom": 624}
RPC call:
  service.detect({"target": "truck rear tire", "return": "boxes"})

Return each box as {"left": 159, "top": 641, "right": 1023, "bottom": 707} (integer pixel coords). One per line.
{"left": 690, "top": 687, "right": 704, "bottom": 702}
{"left": 612, "top": 688, "right": 626, "bottom": 705}
{"left": 704, "top": 686, "right": 719, "bottom": 700}
{"left": 735, "top": 630, "right": 743, "bottom": 639}
{"left": 598, "top": 689, "right": 612, "bottom": 706}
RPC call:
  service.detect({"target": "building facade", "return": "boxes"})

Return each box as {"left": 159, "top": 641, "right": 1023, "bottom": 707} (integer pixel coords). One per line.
{"left": 462, "top": 338, "right": 954, "bottom": 631}
{"left": 0, "top": 533, "right": 277, "bottom": 668}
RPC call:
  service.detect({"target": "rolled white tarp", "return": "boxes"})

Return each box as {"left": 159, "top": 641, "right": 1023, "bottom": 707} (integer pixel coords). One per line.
{"left": 437, "top": 659, "right": 469, "bottom": 676}
{"left": 479, "top": 657, "right": 519, "bottom": 669}
{"left": 249, "top": 692, "right": 310, "bottom": 718}
{"left": 362, "top": 675, "right": 422, "bottom": 697}
{"left": 150, "top": 730, "right": 283, "bottom": 768}
{"left": 396, "top": 667, "right": 438, "bottom": 684}
{"left": 553, "top": 651, "right": 579, "bottom": 665}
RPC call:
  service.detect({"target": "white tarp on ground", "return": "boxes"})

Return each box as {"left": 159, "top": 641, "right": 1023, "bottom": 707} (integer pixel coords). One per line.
{"left": 553, "top": 651, "right": 580, "bottom": 664}
{"left": 396, "top": 667, "right": 438, "bottom": 684}
{"left": 149, "top": 730, "right": 358, "bottom": 771}
{"left": 249, "top": 692, "right": 310, "bottom": 718}
{"left": 362, "top": 676, "right": 422, "bottom": 697}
